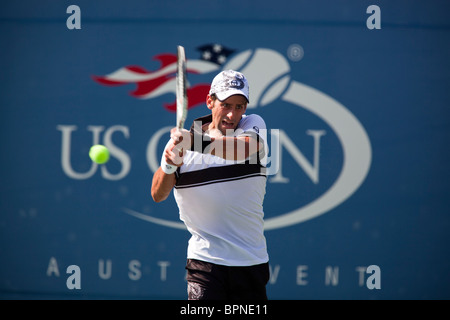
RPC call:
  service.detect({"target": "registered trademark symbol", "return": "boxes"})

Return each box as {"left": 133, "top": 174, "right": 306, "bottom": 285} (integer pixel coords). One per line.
{"left": 287, "top": 44, "right": 304, "bottom": 62}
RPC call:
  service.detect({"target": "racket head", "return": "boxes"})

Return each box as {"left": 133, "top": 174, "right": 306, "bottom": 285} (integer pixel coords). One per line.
{"left": 176, "top": 45, "right": 188, "bottom": 129}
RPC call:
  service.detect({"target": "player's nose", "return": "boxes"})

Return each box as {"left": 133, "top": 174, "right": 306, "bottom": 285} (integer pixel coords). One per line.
{"left": 226, "top": 108, "right": 238, "bottom": 120}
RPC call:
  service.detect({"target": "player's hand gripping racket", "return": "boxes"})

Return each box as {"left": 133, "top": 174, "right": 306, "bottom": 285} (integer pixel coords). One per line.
{"left": 162, "top": 45, "right": 188, "bottom": 173}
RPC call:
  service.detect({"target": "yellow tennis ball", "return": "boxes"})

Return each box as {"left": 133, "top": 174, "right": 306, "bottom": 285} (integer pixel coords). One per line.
{"left": 89, "top": 144, "right": 110, "bottom": 164}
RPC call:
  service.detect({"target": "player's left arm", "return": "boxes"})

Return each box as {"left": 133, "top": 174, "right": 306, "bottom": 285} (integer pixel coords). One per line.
{"left": 209, "top": 114, "right": 266, "bottom": 161}
{"left": 208, "top": 134, "right": 262, "bottom": 161}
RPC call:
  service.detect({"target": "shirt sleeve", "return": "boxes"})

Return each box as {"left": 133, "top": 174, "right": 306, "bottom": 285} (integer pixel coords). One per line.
{"left": 235, "top": 114, "right": 268, "bottom": 166}
{"left": 235, "top": 114, "right": 267, "bottom": 138}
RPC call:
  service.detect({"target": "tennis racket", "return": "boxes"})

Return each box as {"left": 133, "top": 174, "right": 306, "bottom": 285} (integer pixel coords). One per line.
{"left": 164, "top": 45, "right": 188, "bottom": 172}
{"left": 176, "top": 45, "right": 188, "bottom": 130}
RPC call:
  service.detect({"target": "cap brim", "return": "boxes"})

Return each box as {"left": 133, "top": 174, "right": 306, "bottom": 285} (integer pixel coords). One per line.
{"left": 215, "top": 90, "right": 249, "bottom": 103}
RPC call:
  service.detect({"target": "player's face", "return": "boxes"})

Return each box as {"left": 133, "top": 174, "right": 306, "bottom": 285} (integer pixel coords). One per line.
{"left": 207, "top": 94, "right": 247, "bottom": 135}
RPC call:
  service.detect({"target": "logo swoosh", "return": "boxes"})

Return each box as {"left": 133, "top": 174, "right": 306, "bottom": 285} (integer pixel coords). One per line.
{"left": 122, "top": 207, "right": 186, "bottom": 230}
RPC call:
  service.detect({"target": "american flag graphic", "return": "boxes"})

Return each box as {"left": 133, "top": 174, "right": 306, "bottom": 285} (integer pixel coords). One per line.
{"left": 92, "top": 44, "right": 236, "bottom": 112}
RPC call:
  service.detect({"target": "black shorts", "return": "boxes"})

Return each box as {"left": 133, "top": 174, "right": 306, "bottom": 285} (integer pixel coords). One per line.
{"left": 185, "top": 259, "right": 270, "bottom": 300}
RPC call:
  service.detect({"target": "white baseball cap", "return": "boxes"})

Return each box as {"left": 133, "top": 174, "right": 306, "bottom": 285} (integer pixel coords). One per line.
{"left": 209, "top": 70, "right": 249, "bottom": 103}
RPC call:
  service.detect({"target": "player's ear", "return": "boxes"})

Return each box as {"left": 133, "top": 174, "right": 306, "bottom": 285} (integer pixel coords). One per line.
{"left": 206, "top": 94, "right": 214, "bottom": 110}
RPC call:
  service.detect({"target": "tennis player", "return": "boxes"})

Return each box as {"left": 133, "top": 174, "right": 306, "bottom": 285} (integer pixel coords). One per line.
{"left": 151, "top": 70, "right": 270, "bottom": 300}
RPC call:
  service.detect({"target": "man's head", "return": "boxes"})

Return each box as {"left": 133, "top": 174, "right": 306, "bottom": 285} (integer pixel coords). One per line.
{"left": 207, "top": 70, "right": 249, "bottom": 135}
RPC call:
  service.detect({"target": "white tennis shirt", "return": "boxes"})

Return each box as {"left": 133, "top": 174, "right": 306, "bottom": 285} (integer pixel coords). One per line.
{"left": 173, "top": 114, "right": 269, "bottom": 266}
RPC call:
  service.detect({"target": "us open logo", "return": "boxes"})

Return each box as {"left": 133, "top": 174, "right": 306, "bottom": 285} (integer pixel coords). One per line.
{"left": 118, "top": 46, "right": 372, "bottom": 231}
{"left": 60, "top": 45, "right": 371, "bottom": 231}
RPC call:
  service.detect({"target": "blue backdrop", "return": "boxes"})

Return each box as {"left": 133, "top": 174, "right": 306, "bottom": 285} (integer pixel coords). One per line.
{"left": 1, "top": 0, "right": 449, "bottom": 300}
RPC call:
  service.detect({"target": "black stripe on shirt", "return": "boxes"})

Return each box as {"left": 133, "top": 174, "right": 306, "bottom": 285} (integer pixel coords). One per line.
{"left": 175, "top": 164, "right": 267, "bottom": 189}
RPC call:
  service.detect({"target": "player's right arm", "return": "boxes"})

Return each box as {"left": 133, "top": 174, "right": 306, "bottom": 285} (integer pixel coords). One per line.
{"left": 151, "top": 137, "right": 184, "bottom": 203}
{"left": 151, "top": 167, "right": 176, "bottom": 203}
